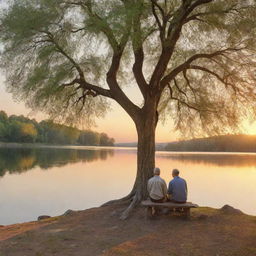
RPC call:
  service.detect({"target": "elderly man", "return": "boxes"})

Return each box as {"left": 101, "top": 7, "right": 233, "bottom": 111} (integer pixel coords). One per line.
{"left": 168, "top": 169, "right": 187, "bottom": 203}
{"left": 147, "top": 167, "right": 167, "bottom": 203}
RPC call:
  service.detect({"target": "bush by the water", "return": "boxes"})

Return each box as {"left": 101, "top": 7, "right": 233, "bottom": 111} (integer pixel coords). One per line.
{"left": 0, "top": 110, "right": 114, "bottom": 146}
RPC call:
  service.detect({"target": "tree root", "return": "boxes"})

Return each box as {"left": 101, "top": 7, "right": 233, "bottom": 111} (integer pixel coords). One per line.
{"left": 101, "top": 188, "right": 146, "bottom": 220}
{"left": 101, "top": 191, "right": 135, "bottom": 207}
{"left": 119, "top": 193, "right": 141, "bottom": 220}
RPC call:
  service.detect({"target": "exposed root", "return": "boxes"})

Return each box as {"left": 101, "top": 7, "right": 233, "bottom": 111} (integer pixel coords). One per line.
{"left": 119, "top": 194, "right": 141, "bottom": 220}
{"left": 101, "top": 187, "right": 146, "bottom": 220}
{"left": 101, "top": 192, "right": 135, "bottom": 207}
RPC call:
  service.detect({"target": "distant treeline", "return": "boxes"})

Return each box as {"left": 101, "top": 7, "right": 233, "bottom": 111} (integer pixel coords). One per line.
{"left": 165, "top": 134, "right": 256, "bottom": 152}
{"left": 0, "top": 111, "right": 114, "bottom": 146}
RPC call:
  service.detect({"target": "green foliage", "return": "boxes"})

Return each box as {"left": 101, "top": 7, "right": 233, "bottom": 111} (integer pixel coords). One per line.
{"left": 8, "top": 120, "right": 38, "bottom": 142}
{"left": 0, "top": 111, "right": 115, "bottom": 146}
{"left": 0, "top": 0, "right": 109, "bottom": 125}
{"left": 78, "top": 130, "right": 100, "bottom": 146}
{"left": 99, "top": 132, "right": 115, "bottom": 146}
{"left": 1, "top": 0, "right": 256, "bottom": 137}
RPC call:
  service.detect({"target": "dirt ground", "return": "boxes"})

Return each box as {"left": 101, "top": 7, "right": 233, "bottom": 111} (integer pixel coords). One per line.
{"left": 0, "top": 203, "right": 255, "bottom": 256}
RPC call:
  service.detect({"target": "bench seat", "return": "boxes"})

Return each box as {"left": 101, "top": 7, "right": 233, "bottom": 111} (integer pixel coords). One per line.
{"left": 141, "top": 200, "right": 199, "bottom": 218}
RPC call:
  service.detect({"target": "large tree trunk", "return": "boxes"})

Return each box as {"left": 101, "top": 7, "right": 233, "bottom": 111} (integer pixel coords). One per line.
{"left": 119, "top": 102, "right": 158, "bottom": 219}
{"left": 132, "top": 114, "right": 157, "bottom": 199}
{"left": 102, "top": 96, "right": 159, "bottom": 220}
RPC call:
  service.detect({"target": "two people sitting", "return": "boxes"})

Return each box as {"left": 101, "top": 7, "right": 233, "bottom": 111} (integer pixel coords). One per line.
{"left": 147, "top": 167, "right": 187, "bottom": 203}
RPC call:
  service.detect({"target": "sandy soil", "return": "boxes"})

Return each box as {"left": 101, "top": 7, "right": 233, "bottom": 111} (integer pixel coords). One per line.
{"left": 0, "top": 204, "right": 255, "bottom": 256}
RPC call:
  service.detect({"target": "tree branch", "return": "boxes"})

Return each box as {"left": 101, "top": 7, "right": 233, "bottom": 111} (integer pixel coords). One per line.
{"left": 107, "top": 52, "right": 140, "bottom": 119}
{"left": 188, "top": 65, "right": 228, "bottom": 86}
{"left": 183, "top": 70, "right": 196, "bottom": 99}
{"left": 80, "top": 80, "right": 113, "bottom": 99}
{"left": 131, "top": 3, "right": 148, "bottom": 99}
{"left": 60, "top": 78, "right": 81, "bottom": 88}
{"left": 148, "top": 0, "right": 215, "bottom": 89}
{"left": 149, "top": 0, "right": 194, "bottom": 89}
{"left": 168, "top": 83, "right": 204, "bottom": 112}
{"left": 187, "top": 65, "right": 246, "bottom": 97}
{"left": 160, "top": 47, "right": 243, "bottom": 90}
{"left": 173, "top": 78, "right": 188, "bottom": 100}
{"left": 184, "top": 4, "right": 242, "bottom": 24}
{"left": 151, "top": 0, "right": 162, "bottom": 29}
{"left": 37, "top": 30, "right": 113, "bottom": 100}
{"left": 39, "top": 30, "right": 85, "bottom": 80}
{"left": 187, "top": 0, "right": 214, "bottom": 12}
{"left": 63, "top": 0, "right": 140, "bottom": 118}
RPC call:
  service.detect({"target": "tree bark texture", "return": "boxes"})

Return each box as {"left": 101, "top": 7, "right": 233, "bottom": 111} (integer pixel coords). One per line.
{"left": 119, "top": 99, "right": 159, "bottom": 219}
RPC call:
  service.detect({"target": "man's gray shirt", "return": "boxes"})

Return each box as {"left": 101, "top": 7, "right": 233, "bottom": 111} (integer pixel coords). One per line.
{"left": 147, "top": 175, "right": 167, "bottom": 200}
{"left": 168, "top": 176, "right": 187, "bottom": 202}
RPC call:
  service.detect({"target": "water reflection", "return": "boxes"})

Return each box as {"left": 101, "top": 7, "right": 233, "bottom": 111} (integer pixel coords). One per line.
{"left": 0, "top": 147, "right": 114, "bottom": 177}
{"left": 0, "top": 147, "right": 255, "bottom": 225}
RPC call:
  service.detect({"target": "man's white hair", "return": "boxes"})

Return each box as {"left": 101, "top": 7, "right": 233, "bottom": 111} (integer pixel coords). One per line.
{"left": 154, "top": 167, "right": 160, "bottom": 175}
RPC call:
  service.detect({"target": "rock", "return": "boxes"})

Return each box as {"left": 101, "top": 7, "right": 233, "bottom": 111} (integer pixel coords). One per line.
{"left": 221, "top": 205, "right": 243, "bottom": 215}
{"left": 38, "top": 215, "right": 51, "bottom": 221}
{"left": 0, "top": 225, "right": 4, "bottom": 227}
{"left": 63, "top": 209, "right": 75, "bottom": 216}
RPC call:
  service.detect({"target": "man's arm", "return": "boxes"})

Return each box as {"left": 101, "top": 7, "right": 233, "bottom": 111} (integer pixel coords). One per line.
{"left": 185, "top": 180, "right": 188, "bottom": 197}
{"left": 162, "top": 180, "right": 168, "bottom": 195}
{"left": 147, "top": 179, "right": 151, "bottom": 194}
{"left": 167, "top": 181, "right": 173, "bottom": 195}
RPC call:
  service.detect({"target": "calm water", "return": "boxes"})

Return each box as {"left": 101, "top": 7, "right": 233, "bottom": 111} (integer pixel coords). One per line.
{"left": 0, "top": 146, "right": 256, "bottom": 225}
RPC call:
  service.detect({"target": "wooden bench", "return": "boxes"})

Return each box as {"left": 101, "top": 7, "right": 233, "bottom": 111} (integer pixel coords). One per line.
{"left": 141, "top": 200, "right": 199, "bottom": 219}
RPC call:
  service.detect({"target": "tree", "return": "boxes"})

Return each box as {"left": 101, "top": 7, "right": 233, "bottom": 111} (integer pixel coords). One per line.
{"left": 78, "top": 130, "right": 100, "bottom": 145}
{"left": 0, "top": 111, "right": 8, "bottom": 141}
{"left": 99, "top": 132, "right": 115, "bottom": 146}
{"left": 1, "top": 0, "right": 256, "bottom": 218}
{"left": 7, "top": 120, "right": 37, "bottom": 142}
{"left": 0, "top": 111, "right": 8, "bottom": 123}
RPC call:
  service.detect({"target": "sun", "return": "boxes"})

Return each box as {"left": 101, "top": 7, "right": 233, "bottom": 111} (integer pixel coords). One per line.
{"left": 242, "top": 120, "right": 256, "bottom": 135}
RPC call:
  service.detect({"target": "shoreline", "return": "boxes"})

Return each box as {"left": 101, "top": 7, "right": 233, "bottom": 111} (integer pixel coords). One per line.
{"left": 0, "top": 204, "right": 255, "bottom": 256}
{"left": 1, "top": 203, "right": 255, "bottom": 228}
{"left": 1, "top": 142, "right": 256, "bottom": 154}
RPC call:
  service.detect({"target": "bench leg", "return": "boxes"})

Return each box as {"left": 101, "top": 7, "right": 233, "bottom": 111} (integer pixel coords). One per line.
{"left": 146, "top": 206, "right": 153, "bottom": 219}
{"left": 184, "top": 208, "right": 191, "bottom": 219}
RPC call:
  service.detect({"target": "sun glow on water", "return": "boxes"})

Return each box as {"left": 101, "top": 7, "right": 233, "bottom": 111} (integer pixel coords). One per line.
{"left": 242, "top": 120, "right": 256, "bottom": 135}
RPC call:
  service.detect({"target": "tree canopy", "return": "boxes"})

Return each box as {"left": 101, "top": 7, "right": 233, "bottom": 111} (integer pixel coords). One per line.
{"left": 1, "top": 0, "right": 256, "bottom": 135}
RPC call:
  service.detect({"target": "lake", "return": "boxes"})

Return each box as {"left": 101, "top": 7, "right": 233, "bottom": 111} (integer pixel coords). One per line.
{"left": 0, "top": 146, "right": 256, "bottom": 225}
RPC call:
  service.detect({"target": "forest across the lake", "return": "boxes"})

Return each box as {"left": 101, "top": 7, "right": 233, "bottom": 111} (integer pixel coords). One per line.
{"left": 0, "top": 110, "right": 114, "bottom": 146}
{"left": 116, "top": 134, "right": 256, "bottom": 153}
{"left": 164, "top": 134, "right": 256, "bottom": 152}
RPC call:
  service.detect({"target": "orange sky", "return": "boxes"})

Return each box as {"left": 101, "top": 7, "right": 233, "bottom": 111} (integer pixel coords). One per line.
{"left": 1, "top": 73, "right": 256, "bottom": 143}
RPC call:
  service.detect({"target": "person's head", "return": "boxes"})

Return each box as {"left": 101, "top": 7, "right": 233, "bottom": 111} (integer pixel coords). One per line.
{"left": 153, "top": 167, "right": 160, "bottom": 176}
{"left": 172, "top": 168, "right": 179, "bottom": 177}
